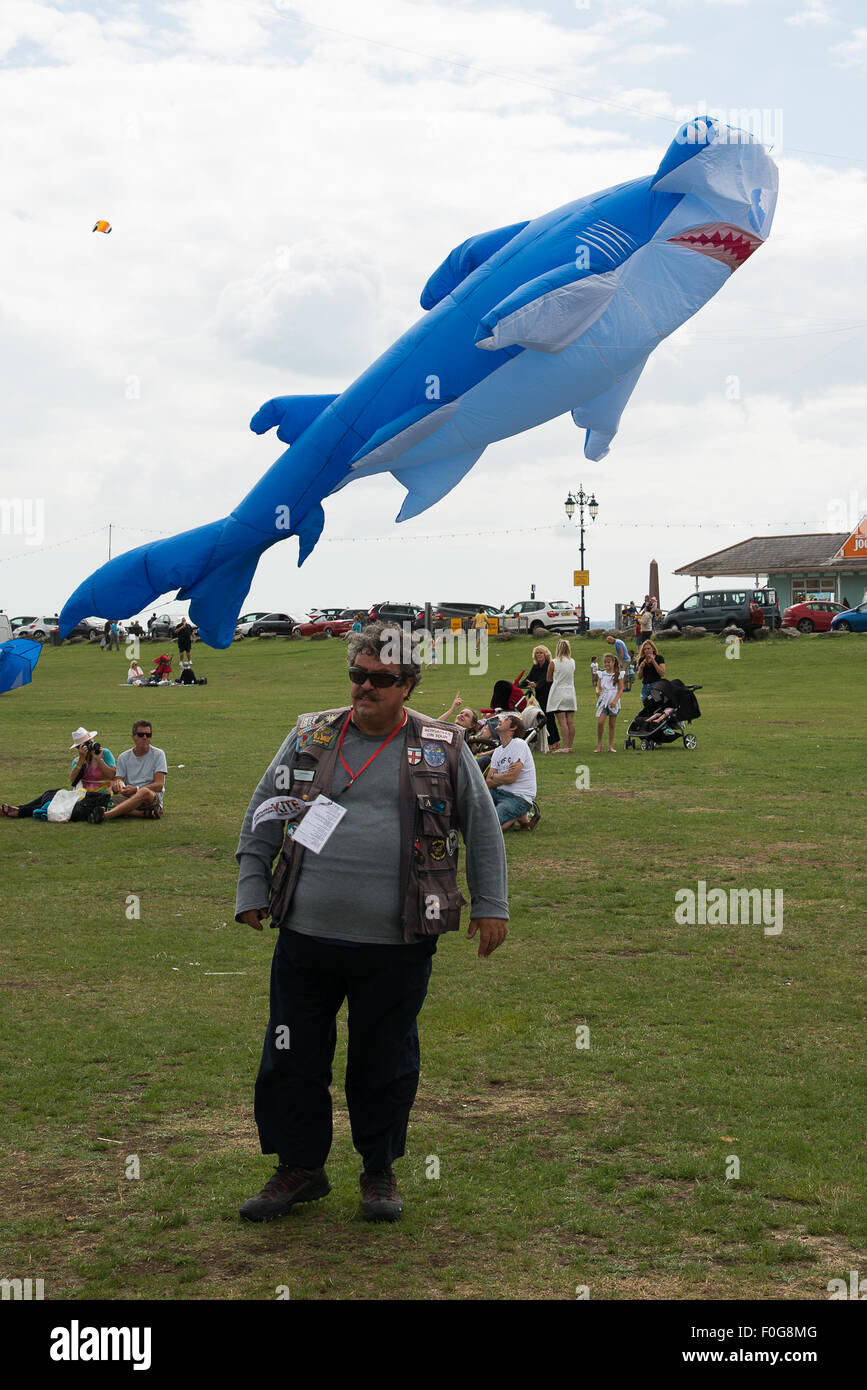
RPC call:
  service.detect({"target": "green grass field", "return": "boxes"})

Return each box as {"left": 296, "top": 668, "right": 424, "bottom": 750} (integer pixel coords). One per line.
{"left": 1, "top": 631, "right": 864, "bottom": 1301}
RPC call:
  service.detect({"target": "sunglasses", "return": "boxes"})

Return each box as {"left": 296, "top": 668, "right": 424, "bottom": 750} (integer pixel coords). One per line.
{"left": 135, "top": 730, "right": 153, "bottom": 737}
{"left": 348, "top": 666, "right": 403, "bottom": 688}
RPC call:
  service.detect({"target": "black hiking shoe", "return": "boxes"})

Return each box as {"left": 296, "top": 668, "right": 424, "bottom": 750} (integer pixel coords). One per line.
{"left": 240, "top": 1165, "right": 330, "bottom": 1222}
{"left": 359, "top": 1166, "right": 403, "bottom": 1222}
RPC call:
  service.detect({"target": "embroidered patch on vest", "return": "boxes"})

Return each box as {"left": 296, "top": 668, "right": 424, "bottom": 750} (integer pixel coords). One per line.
{"left": 430, "top": 838, "right": 446, "bottom": 860}
{"left": 312, "top": 726, "right": 338, "bottom": 748}
{"left": 407, "top": 746, "right": 422, "bottom": 765}
{"left": 297, "top": 714, "right": 317, "bottom": 731}
{"left": 420, "top": 725, "right": 454, "bottom": 743}
{"left": 446, "top": 829, "right": 458, "bottom": 857}
{"left": 422, "top": 741, "right": 446, "bottom": 768}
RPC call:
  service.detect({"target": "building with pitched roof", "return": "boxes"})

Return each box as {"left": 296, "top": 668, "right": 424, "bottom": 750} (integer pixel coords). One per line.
{"left": 674, "top": 523, "right": 867, "bottom": 610}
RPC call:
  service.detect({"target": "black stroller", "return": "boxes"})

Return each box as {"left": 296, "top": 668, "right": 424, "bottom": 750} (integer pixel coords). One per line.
{"left": 624, "top": 678, "right": 702, "bottom": 751}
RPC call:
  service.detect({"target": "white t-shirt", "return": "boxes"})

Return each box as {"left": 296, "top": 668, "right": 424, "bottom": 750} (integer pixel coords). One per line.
{"left": 491, "top": 737, "right": 537, "bottom": 802}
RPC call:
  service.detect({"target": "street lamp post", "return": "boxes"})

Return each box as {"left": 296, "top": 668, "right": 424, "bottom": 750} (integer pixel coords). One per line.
{"left": 564, "top": 485, "right": 599, "bottom": 634}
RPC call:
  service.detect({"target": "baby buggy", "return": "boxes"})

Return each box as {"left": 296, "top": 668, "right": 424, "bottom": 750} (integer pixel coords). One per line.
{"left": 624, "top": 678, "right": 702, "bottom": 751}
{"left": 484, "top": 672, "right": 529, "bottom": 715}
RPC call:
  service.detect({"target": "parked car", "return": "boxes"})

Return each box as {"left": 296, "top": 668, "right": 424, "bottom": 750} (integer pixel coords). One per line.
{"left": 13, "top": 615, "right": 59, "bottom": 640}
{"left": 247, "top": 612, "right": 301, "bottom": 637}
{"left": 662, "top": 587, "right": 780, "bottom": 633}
{"left": 502, "top": 600, "right": 582, "bottom": 634}
{"left": 67, "top": 617, "right": 106, "bottom": 641}
{"left": 10, "top": 615, "right": 37, "bottom": 635}
{"left": 368, "top": 602, "right": 425, "bottom": 629}
{"left": 308, "top": 607, "right": 348, "bottom": 622}
{"left": 831, "top": 600, "right": 867, "bottom": 633}
{"left": 293, "top": 616, "right": 354, "bottom": 638}
{"left": 428, "top": 602, "right": 501, "bottom": 629}
{"left": 782, "top": 600, "right": 846, "bottom": 633}
{"left": 234, "top": 611, "right": 273, "bottom": 637}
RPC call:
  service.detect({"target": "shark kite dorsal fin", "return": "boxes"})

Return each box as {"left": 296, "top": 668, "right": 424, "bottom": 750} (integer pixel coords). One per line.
{"left": 421, "top": 221, "right": 529, "bottom": 310}
{"left": 571, "top": 355, "right": 650, "bottom": 461}
{"left": 475, "top": 266, "right": 620, "bottom": 354}
{"left": 250, "top": 395, "right": 339, "bottom": 445}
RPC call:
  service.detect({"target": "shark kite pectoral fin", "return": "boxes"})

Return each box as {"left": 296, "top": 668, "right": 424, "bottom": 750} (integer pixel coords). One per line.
{"left": 420, "top": 221, "right": 529, "bottom": 310}
{"left": 250, "top": 394, "right": 339, "bottom": 444}
{"left": 348, "top": 397, "right": 459, "bottom": 475}
{"left": 392, "top": 448, "right": 484, "bottom": 522}
{"left": 572, "top": 355, "right": 650, "bottom": 461}
{"left": 475, "top": 268, "right": 620, "bottom": 353}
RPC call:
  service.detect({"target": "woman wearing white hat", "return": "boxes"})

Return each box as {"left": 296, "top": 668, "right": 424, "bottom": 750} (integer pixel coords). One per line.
{"left": 1, "top": 725, "right": 116, "bottom": 821}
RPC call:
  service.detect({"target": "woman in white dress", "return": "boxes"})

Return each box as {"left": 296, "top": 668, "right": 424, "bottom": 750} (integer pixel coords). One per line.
{"left": 546, "top": 640, "right": 577, "bottom": 754}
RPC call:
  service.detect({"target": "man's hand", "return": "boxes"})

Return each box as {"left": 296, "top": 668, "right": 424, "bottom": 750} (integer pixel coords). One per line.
{"left": 467, "top": 917, "right": 507, "bottom": 959}
{"left": 238, "top": 908, "right": 269, "bottom": 932}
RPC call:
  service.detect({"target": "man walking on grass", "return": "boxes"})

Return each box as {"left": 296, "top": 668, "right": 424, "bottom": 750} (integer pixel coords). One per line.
{"left": 235, "top": 622, "right": 508, "bottom": 1223}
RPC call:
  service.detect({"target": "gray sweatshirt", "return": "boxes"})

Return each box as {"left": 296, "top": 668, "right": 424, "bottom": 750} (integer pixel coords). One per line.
{"left": 234, "top": 718, "right": 509, "bottom": 945}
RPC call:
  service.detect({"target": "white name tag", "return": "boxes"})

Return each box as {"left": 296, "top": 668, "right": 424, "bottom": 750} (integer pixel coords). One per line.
{"left": 252, "top": 796, "right": 309, "bottom": 832}
{"left": 293, "top": 769, "right": 315, "bottom": 781}
{"left": 292, "top": 795, "right": 347, "bottom": 854}
{"left": 420, "top": 725, "right": 454, "bottom": 743}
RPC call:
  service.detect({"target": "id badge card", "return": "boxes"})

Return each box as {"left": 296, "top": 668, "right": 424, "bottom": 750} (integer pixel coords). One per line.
{"left": 292, "top": 795, "right": 347, "bottom": 854}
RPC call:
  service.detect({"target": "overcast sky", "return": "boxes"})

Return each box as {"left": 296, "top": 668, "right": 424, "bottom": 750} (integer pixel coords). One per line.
{"left": 1, "top": 0, "right": 865, "bottom": 626}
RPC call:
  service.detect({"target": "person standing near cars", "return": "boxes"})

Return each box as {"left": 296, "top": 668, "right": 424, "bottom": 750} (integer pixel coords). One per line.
{"left": 175, "top": 617, "right": 193, "bottom": 659}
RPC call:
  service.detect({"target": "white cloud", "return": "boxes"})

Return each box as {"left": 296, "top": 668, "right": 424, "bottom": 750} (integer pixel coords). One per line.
{"left": 785, "top": 1, "right": 836, "bottom": 28}
{"left": 831, "top": 25, "right": 867, "bottom": 72}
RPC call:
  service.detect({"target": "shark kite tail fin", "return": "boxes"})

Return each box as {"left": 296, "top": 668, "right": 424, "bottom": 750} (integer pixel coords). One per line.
{"left": 59, "top": 515, "right": 277, "bottom": 649}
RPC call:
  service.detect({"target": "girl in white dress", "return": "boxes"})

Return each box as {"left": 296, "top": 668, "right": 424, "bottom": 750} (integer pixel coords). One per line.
{"left": 594, "top": 652, "right": 625, "bottom": 753}
{"left": 546, "top": 640, "right": 577, "bottom": 753}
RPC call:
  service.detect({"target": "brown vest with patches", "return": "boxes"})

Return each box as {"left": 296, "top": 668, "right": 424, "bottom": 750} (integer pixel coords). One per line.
{"left": 268, "top": 706, "right": 467, "bottom": 944}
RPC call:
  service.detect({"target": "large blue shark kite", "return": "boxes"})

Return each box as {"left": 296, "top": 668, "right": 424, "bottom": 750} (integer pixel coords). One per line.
{"left": 60, "top": 116, "right": 777, "bottom": 647}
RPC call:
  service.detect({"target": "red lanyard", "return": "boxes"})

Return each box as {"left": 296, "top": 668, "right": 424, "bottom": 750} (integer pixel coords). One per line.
{"left": 337, "top": 709, "right": 407, "bottom": 788}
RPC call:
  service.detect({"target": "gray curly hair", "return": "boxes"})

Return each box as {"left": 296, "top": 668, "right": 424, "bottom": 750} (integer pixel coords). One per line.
{"left": 346, "top": 621, "right": 422, "bottom": 691}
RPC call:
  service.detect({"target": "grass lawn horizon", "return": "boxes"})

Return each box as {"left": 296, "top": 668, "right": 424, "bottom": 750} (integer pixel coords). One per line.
{"left": 0, "top": 630, "right": 864, "bottom": 1300}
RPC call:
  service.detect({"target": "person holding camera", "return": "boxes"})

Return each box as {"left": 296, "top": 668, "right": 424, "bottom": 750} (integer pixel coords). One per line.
{"left": 1, "top": 726, "right": 116, "bottom": 820}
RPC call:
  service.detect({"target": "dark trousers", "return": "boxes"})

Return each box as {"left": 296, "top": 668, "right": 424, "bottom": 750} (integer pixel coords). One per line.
{"left": 254, "top": 929, "right": 436, "bottom": 1172}
{"left": 15, "top": 790, "right": 58, "bottom": 818}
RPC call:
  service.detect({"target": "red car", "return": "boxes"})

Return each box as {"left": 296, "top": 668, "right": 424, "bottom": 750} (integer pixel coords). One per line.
{"left": 782, "top": 600, "right": 846, "bottom": 633}
{"left": 292, "top": 616, "right": 354, "bottom": 638}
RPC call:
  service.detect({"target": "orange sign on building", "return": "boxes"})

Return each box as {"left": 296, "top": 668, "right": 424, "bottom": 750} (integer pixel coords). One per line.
{"left": 831, "top": 517, "right": 867, "bottom": 560}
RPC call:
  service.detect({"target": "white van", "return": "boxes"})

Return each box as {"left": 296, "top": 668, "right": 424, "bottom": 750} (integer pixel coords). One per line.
{"left": 0, "top": 612, "right": 12, "bottom": 642}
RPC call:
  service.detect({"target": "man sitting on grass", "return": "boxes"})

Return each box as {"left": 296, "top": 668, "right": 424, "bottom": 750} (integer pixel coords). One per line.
{"left": 105, "top": 720, "right": 167, "bottom": 820}
{"left": 484, "top": 713, "right": 540, "bottom": 832}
